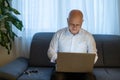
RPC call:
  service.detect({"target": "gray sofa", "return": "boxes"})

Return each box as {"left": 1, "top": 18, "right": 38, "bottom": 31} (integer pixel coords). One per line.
{"left": 0, "top": 32, "right": 120, "bottom": 80}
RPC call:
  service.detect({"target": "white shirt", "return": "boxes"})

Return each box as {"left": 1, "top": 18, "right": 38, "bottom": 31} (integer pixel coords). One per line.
{"left": 47, "top": 27, "right": 98, "bottom": 63}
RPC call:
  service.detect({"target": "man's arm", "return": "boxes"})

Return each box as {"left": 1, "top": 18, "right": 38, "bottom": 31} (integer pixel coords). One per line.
{"left": 87, "top": 34, "right": 98, "bottom": 63}
{"left": 47, "top": 33, "right": 58, "bottom": 63}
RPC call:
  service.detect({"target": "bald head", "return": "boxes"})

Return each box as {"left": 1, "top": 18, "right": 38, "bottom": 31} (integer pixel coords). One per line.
{"left": 67, "top": 10, "right": 83, "bottom": 35}
{"left": 68, "top": 10, "right": 83, "bottom": 20}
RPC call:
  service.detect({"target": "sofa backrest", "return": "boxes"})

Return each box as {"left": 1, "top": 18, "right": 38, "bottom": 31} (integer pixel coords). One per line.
{"left": 29, "top": 32, "right": 120, "bottom": 68}
{"left": 94, "top": 35, "right": 120, "bottom": 68}
{"left": 93, "top": 35, "right": 104, "bottom": 67}
{"left": 29, "top": 33, "right": 55, "bottom": 67}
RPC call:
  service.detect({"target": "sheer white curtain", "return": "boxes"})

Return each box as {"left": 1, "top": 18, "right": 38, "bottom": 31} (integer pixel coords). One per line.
{"left": 12, "top": 0, "right": 120, "bottom": 57}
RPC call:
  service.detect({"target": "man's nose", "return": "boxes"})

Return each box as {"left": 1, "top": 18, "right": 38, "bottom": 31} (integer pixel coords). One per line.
{"left": 73, "top": 25, "right": 77, "bottom": 29}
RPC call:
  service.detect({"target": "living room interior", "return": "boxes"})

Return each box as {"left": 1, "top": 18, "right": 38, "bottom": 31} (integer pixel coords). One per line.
{"left": 0, "top": 0, "right": 120, "bottom": 80}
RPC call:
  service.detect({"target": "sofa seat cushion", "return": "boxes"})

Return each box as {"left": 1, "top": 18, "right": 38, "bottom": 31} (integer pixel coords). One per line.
{"left": 93, "top": 68, "right": 110, "bottom": 80}
{"left": 18, "top": 67, "right": 54, "bottom": 80}
{"left": 0, "top": 57, "right": 28, "bottom": 80}
{"left": 106, "top": 68, "right": 120, "bottom": 80}
{"left": 93, "top": 68, "right": 120, "bottom": 80}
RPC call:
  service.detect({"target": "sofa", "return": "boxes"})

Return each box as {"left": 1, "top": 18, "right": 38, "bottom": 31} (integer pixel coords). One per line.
{"left": 0, "top": 32, "right": 120, "bottom": 80}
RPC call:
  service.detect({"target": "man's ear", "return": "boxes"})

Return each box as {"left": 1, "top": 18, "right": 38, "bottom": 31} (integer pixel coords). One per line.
{"left": 67, "top": 18, "right": 69, "bottom": 25}
{"left": 82, "top": 19, "right": 84, "bottom": 22}
{"left": 67, "top": 18, "right": 68, "bottom": 22}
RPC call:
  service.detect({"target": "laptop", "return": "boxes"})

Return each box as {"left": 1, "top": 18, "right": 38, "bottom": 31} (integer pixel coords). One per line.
{"left": 56, "top": 52, "right": 95, "bottom": 73}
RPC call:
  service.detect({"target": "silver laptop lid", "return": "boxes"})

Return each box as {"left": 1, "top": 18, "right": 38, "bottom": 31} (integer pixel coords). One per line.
{"left": 56, "top": 52, "right": 95, "bottom": 73}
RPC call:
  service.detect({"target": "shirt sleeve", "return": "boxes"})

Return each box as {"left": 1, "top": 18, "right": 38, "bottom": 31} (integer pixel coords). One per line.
{"left": 47, "top": 33, "right": 58, "bottom": 63}
{"left": 87, "top": 34, "right": 98, "bottom": 63}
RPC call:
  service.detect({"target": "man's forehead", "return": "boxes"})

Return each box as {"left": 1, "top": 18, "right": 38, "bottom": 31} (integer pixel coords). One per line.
{"left": 68, "top": 10, "right": 83, "bottom": 19}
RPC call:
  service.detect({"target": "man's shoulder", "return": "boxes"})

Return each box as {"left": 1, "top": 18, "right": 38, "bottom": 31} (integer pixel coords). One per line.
{"left": 81, "top": 28, "right": 93, "bottom": 37}
{"left": 53, "top": 27, "right": 67, "bottom": 38}
{"left": 56, "top": 27, "right": 67, "bottom": 34}
{"left": 81, "top": 28, "right": 91, "bottom": 34}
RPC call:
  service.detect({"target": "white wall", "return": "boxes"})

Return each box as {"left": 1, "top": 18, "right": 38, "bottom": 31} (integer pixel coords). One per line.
{"left": 0, "top": 47, "right": 18, "bottom": 66}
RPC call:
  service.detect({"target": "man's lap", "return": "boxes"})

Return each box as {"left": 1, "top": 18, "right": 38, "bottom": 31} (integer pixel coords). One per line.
{"left": 53, "top": 72, "right": 96, "bottom": 80}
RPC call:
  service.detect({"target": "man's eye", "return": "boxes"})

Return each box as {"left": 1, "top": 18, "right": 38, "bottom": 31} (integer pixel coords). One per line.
{"left": 70, "top": 24, "right": 80, "bottom": 26}
{"left": 76, "top": 24, "right": 80, "bottom": 26}
{"left": 70, "top": 24, "right": 74, "bottom": 26}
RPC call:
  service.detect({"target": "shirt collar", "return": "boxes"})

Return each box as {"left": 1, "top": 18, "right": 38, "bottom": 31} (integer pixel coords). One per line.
{"left": 66, "top": 27, "right": 82, "bottom": 36}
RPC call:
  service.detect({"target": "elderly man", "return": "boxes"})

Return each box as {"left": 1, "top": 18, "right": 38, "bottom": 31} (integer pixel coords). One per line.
{"left": 48, "top": 9, "right": 98, "bottom": 80}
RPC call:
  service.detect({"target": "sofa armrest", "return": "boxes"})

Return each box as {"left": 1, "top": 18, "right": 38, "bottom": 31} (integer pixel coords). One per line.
{"left": 0, "top": 57, "right": 28, "bottom": 80}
